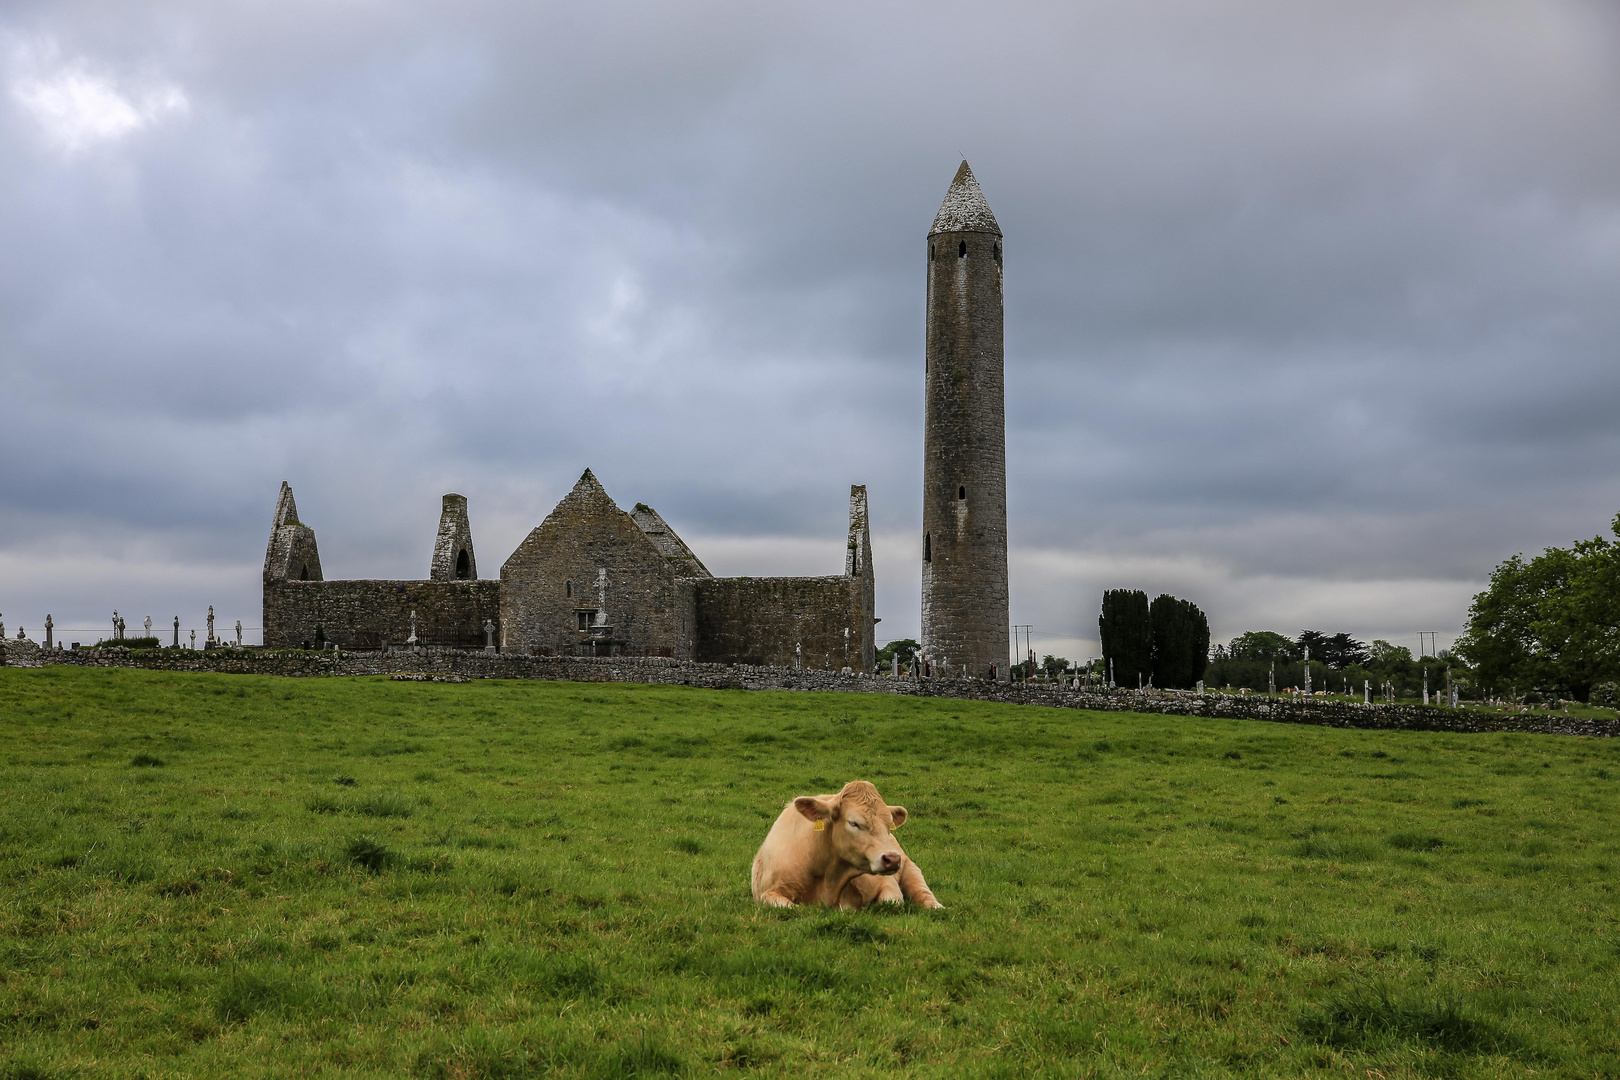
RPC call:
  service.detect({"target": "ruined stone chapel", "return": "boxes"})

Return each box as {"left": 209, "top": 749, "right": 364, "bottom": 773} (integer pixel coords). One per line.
{"left": 263, "top": 473, "right": 875, "bottom": 671}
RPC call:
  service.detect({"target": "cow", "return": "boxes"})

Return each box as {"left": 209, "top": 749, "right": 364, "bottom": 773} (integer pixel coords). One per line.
{"left": 751, "top": 780, "right": 943, "bottom": 910}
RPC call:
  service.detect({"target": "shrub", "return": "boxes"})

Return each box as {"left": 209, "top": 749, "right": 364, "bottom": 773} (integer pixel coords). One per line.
{"left": 1591, "top": 682, "right": 1620, "bottom": 706}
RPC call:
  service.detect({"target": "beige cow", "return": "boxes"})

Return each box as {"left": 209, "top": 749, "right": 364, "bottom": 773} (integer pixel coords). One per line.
{"left": 751, "top": 780, "right": 943, "bottom": 910}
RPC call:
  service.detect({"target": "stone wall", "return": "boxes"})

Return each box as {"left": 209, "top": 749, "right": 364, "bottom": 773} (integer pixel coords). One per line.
{"left": 12, "top": 645, "right": 1616, "bottom": 738}
{"left": 263, "top": 579, "right": 501, "bottom": 650}
{"left": 691, "top": 575, "right": 869, "bottom": 669}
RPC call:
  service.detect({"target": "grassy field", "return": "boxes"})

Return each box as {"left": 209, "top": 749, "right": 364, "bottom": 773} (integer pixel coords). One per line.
{"left": 1, "top": 668, "right": 1617, "bottom": 1079}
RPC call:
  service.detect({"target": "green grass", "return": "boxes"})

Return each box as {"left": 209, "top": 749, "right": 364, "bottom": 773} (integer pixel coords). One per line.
{"left": 1, "top": 667, "right": 1617, "bottom": 1079}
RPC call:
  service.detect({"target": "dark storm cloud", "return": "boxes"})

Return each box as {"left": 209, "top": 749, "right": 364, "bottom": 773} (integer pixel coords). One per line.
{"left": 3, "top": 0, "right": 1619, "bottom": 657}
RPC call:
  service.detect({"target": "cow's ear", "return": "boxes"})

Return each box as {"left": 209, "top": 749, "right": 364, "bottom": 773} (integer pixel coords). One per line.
{"left": 889, "top": 806, "right": 908, "bottom": 829}
{"left": 794, "top": 796, "right": 831, "bottom": 823}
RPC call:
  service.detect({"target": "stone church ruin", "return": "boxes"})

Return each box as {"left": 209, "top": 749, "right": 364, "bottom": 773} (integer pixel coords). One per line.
{"left": 263, "top": 471, "right": 876, "bottom": 671}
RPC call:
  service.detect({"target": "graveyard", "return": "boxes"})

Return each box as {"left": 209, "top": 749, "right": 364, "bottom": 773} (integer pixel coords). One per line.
{"left": 2, "top": 666, "right": 1616, "bottom": 1078}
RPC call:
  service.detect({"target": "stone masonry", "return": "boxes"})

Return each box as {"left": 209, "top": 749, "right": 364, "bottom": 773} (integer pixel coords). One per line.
{"left": 498, "top": 470, "right": 876, "bottom": 664}
{"left": 263, "top": 484, "right": 496, "bottom": 649}
{"left": 499, "top": 469, "right": 706, "bottom": 658}
{"left": 430, "top": 494, "right": 477, "bottom": 581}
{"left": 922, "top": 161, "right": 1010, "bottom": 680}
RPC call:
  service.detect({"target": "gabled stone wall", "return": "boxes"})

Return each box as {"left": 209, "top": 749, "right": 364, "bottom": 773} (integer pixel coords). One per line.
{"left": 499, "top": 470, "right": 693, "bottom": 658}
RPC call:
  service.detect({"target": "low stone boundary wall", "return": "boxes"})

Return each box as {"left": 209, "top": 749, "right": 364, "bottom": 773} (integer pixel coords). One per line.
{"left": 7, "top": 642, "right": 1616, "bottom": 738}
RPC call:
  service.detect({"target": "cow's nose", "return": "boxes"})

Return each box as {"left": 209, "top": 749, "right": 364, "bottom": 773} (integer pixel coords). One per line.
{"left": 880, "top": 851, "right": 902, "bottom": 873}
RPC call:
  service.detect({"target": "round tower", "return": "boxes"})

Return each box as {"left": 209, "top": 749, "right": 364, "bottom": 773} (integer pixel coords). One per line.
{"left": 921, "top": 161, "right": 1009, "bottom": 680}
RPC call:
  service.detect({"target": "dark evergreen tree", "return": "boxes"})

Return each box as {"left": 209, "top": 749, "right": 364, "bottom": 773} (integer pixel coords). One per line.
{"left": 1150, "top": 594, "right": 1211, "bottom": 689}
{"left": 1099, "top": 589, "right": 1152, "bottom": 688}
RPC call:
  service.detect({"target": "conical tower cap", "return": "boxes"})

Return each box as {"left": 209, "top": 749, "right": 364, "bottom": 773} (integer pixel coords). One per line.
{"left": 929, "top": 160, "right": 1001, "bottom": 237}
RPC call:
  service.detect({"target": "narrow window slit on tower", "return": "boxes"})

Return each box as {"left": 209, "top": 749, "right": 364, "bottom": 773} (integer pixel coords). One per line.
{"left": 958, "top": 486, "right": 966, "bottom": 500}
{"left": 565, "top": 580, "right": 572, "bottom": 598}
{"left": 958, "top": 241, "right": 967, "bottom": 258}
{"left": 924, "top": 532, "right": 932, "bottom": 562}
{"left": 993, "top": 242, "right": 1001, "bottom": 264}
{"left": 929, "top": 244, "right": 934, "bottom": 261}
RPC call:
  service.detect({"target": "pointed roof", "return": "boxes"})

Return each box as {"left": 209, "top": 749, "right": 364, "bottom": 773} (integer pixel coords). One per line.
{"left": 273, "top": 481, "right": 300, "bottom": 527}
{"left": 929, "top": 160, "right": 1001, "bottom": 237}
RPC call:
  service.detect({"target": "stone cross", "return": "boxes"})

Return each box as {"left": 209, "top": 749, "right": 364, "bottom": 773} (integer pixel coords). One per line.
{"left": 144, "top": 616, "right": 152, "bottom": 637}
{"left": 407, "top": 609, "right": 419, "bottom": 646}
{"left": 45, "top": 615, "right": 53, "bottom": 650}
{"left": 795, "top": 642, "right": 802, "bottom": 670}
{"left": 483, "top": 619, "right": 496, "bottom": 651}
{"left": 235, "top": 620, "right": 243, "bottom": 646}
{"left": 207, "top": 606, "right": 216, "bottom": 645}
{"left": 594, "top": 569, "right": 609, "bottom": 627}
{"left": 189, "top": 629, "right": 196, "bottom": 649}
{"left": 173, "top": 616, "right": 180, "bottom": 648}
{"left": 113, "top": 610, "right": 121, "bottom": 640}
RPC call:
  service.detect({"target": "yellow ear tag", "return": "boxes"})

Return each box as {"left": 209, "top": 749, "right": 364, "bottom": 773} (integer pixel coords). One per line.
{"left": 813, "top": 819, "right": 825, "bottom": 832}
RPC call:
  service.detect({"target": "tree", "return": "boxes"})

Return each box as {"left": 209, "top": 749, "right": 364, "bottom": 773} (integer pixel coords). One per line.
{"left": 1368, "top": 640, "right": 1412, "bottom": 666}
{"left": 1454, "top": 518, "right": 1620, "bottom": 700}
{"left": 1323, "top": 633, "right": 1371, "bottom": 669}
{"left": 1297, "top": 630, "right": 1370, "bottom": 669}
{"left": 1228, "top": 631, "right": 1293, "bottom": 662}
{"left": 1100, "top": 589, "right": 1151, "bottom": 688}
{"left": 1150, "top": 594, "right": 1210, "bottom": 689}
{"left": 876, "top": 638, "right": 919, "bottom": 669}
{"left": 1040, "top": 654, "right": 1071, "bottom": 678}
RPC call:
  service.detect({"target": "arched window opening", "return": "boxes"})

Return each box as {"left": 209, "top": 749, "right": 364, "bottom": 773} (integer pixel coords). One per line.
{"left": 958, "top": 240, "right": 967, "bottom": 258}
{"left": 924, "top": 532, "right": 932, "bottom": 563}
{"left": 565, "top": 580, "right": 572, "bottom": 598}
{"left": 456, "top": 549, "right": 471, "bottom": 579}
{"left": 958, "top": 486, "right": 966, "bottom": 500}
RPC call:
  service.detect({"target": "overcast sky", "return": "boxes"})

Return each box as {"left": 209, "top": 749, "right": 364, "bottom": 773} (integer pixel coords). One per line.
{"left": 4, "top": 0, "right": 1619, "bottom": 660}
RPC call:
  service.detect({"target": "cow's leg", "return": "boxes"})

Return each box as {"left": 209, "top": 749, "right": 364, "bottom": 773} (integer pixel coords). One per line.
{"left": 757, "top": 889, "right": 797, "bottom": 907}
{"left": 896, "top": 856, "right": 944, "bottom": 909}
{"left": 839, "top": 874, "right": 903, "bottom": 910}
